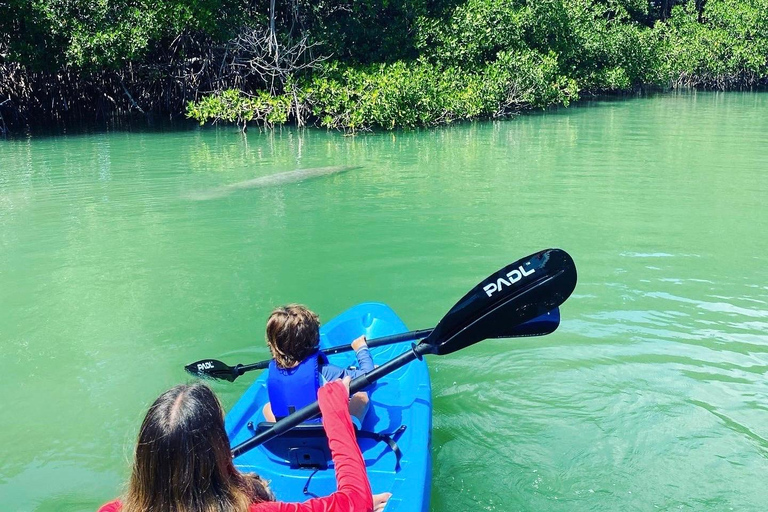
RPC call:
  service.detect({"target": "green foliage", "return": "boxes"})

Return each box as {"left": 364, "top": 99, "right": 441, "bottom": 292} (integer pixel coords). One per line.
{"left": 185, "top": 52, "right": 578, "bottom": 131}
{"left": 1, "top": 0, "right": 247, "bottom": 71}
{"left": 293, "top": 53, "right": 576, "bottom": 131}
{"left": 299, "top": 0, "right": 428, "bottom": 63}
{"left": 415, "top": 0, "right": 528, "bottom": 69}
{"left": 416, "top": 0, "right": 667, "bottom": 92}
{"left": 662, "top": 0, "right": 768, "bottom": 87}
{"left": 186, "top": 89, "right": 293, "bottom": 127}
{"left": 561, "top": 0, "right": 667, "bottom": 90}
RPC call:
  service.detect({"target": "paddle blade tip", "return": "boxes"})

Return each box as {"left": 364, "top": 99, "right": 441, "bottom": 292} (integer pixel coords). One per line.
{"left": 184, "top": 360, "right": 238, "bottom": 382}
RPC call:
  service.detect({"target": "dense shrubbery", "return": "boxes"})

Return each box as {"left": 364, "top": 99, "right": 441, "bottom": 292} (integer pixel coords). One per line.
{"left": 414, "top": 0, "right": 666, "bottom": 92}
{"left": 1, "top": 0, "right": 767, "bottom": 133}
{"left": 168, "top": 0, "right": 768, "bottom": 130}
{"left": 186, "top": 89, "right": 294, "bottom": 129}
{"left": 1, "top": 0, "right": 248, "bottom": 71}
{"left": 299, "top": 54, "right": 577, "bottom": 130}
{"left": 662, "top": 0, "right": 768, "bottom": 87}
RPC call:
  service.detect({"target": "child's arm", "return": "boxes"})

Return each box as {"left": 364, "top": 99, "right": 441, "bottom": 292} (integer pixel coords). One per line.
{"left": 320, "top": 336, "right": 375, "bottom": 381}
{"left": 350, "top": 336, "right": 374, "bottom": 373}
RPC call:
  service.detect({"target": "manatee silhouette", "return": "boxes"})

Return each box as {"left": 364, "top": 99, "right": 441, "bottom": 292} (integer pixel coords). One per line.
{"left": 187, "top": 166, "right": 361, "bottom": 200}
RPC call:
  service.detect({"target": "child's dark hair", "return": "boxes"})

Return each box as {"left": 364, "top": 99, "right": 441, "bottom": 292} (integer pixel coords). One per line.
{"left": 266, "top": 304, "right": 320, "bottom": 368}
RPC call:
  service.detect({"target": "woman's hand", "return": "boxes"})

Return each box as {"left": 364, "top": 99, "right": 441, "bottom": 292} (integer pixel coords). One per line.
{"left": 351, "top": 335, "right": 368, "bottom": 351}
{"left": 373, "top": 492, "right": 392, "bottom": 512}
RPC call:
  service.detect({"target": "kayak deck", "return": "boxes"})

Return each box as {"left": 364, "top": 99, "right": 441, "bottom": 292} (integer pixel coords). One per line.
{"left": 226, "top": 303, "right": 432, "bottom": 512}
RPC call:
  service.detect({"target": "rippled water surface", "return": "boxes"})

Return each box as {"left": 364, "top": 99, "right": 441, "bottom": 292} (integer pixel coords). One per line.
{"left": 2, "top": 92, "right": 768, "bottom": 511}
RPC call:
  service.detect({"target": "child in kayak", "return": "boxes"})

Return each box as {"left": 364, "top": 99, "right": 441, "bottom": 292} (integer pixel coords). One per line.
{"left": 97, "top": 379, "right": 391, "bottom": 512}
{"left": 262, "top": 304, "right": 373, "bottom": 427}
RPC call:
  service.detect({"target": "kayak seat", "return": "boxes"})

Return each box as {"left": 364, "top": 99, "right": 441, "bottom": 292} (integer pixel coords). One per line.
{"left": 248, "top": 421, "right": 407, "bottom": 471}
{"left": 250, "top": 421, "right": 331, "bottom": 470}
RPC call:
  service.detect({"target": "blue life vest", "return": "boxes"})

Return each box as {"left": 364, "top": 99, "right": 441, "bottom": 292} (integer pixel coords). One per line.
{"left": 266, "top": 350, "right": 329, "bottom": 421}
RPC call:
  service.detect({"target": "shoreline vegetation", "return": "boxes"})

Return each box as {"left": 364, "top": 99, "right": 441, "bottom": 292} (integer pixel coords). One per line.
{"left": 1, "top": 0, "right": 766, "bottom": 136}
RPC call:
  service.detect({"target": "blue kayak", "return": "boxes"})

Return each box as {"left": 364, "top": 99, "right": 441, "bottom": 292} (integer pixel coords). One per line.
{"left": 225, "top": 302, "right": 432, "bottom": 511}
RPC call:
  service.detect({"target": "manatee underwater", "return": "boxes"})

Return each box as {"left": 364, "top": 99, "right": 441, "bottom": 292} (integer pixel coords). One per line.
{"left": 187, "top": 166, "right": 361, "bottom": 200}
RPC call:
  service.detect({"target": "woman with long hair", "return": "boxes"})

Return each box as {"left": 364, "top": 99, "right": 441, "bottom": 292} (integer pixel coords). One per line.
{"left": 99, "top": 378, "right": 389, "bottom": 512}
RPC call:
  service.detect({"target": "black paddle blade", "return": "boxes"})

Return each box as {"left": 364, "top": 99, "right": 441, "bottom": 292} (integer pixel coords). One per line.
{"left": 184, "top": 359, "right": 239, "bottom": 382}
{"left": 496, "top": 307, "right": 560, "bottom": 338}
{"left": 424, "top": 248, "right": 577, "bottom": 355}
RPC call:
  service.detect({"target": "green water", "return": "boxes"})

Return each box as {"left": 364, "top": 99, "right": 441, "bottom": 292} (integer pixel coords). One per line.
{"left": 1, "top": 91, "right": 767, "bottom": 511}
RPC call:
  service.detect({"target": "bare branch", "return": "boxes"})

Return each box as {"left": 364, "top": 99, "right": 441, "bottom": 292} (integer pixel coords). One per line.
{"left": 224, "top": 26, "right": 327, "bottom": 94}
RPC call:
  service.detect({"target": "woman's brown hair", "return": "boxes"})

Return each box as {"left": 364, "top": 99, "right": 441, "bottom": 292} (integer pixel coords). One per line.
{"left": 122, "top": 383, "right": 274, "bottom": 512}
{"left": 265, "top": 304, "right": 320, "bottom": 368}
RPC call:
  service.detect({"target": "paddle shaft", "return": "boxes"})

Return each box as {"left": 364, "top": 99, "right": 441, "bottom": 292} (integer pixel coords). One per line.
{"left": 186, "top": 310, "right": 558, "bottom": 381}
{"left": 234, "top": 328, "right": 434, "bottom": 374}
{"left": 231, "top": 342, "right": 432, "bottom": 457}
